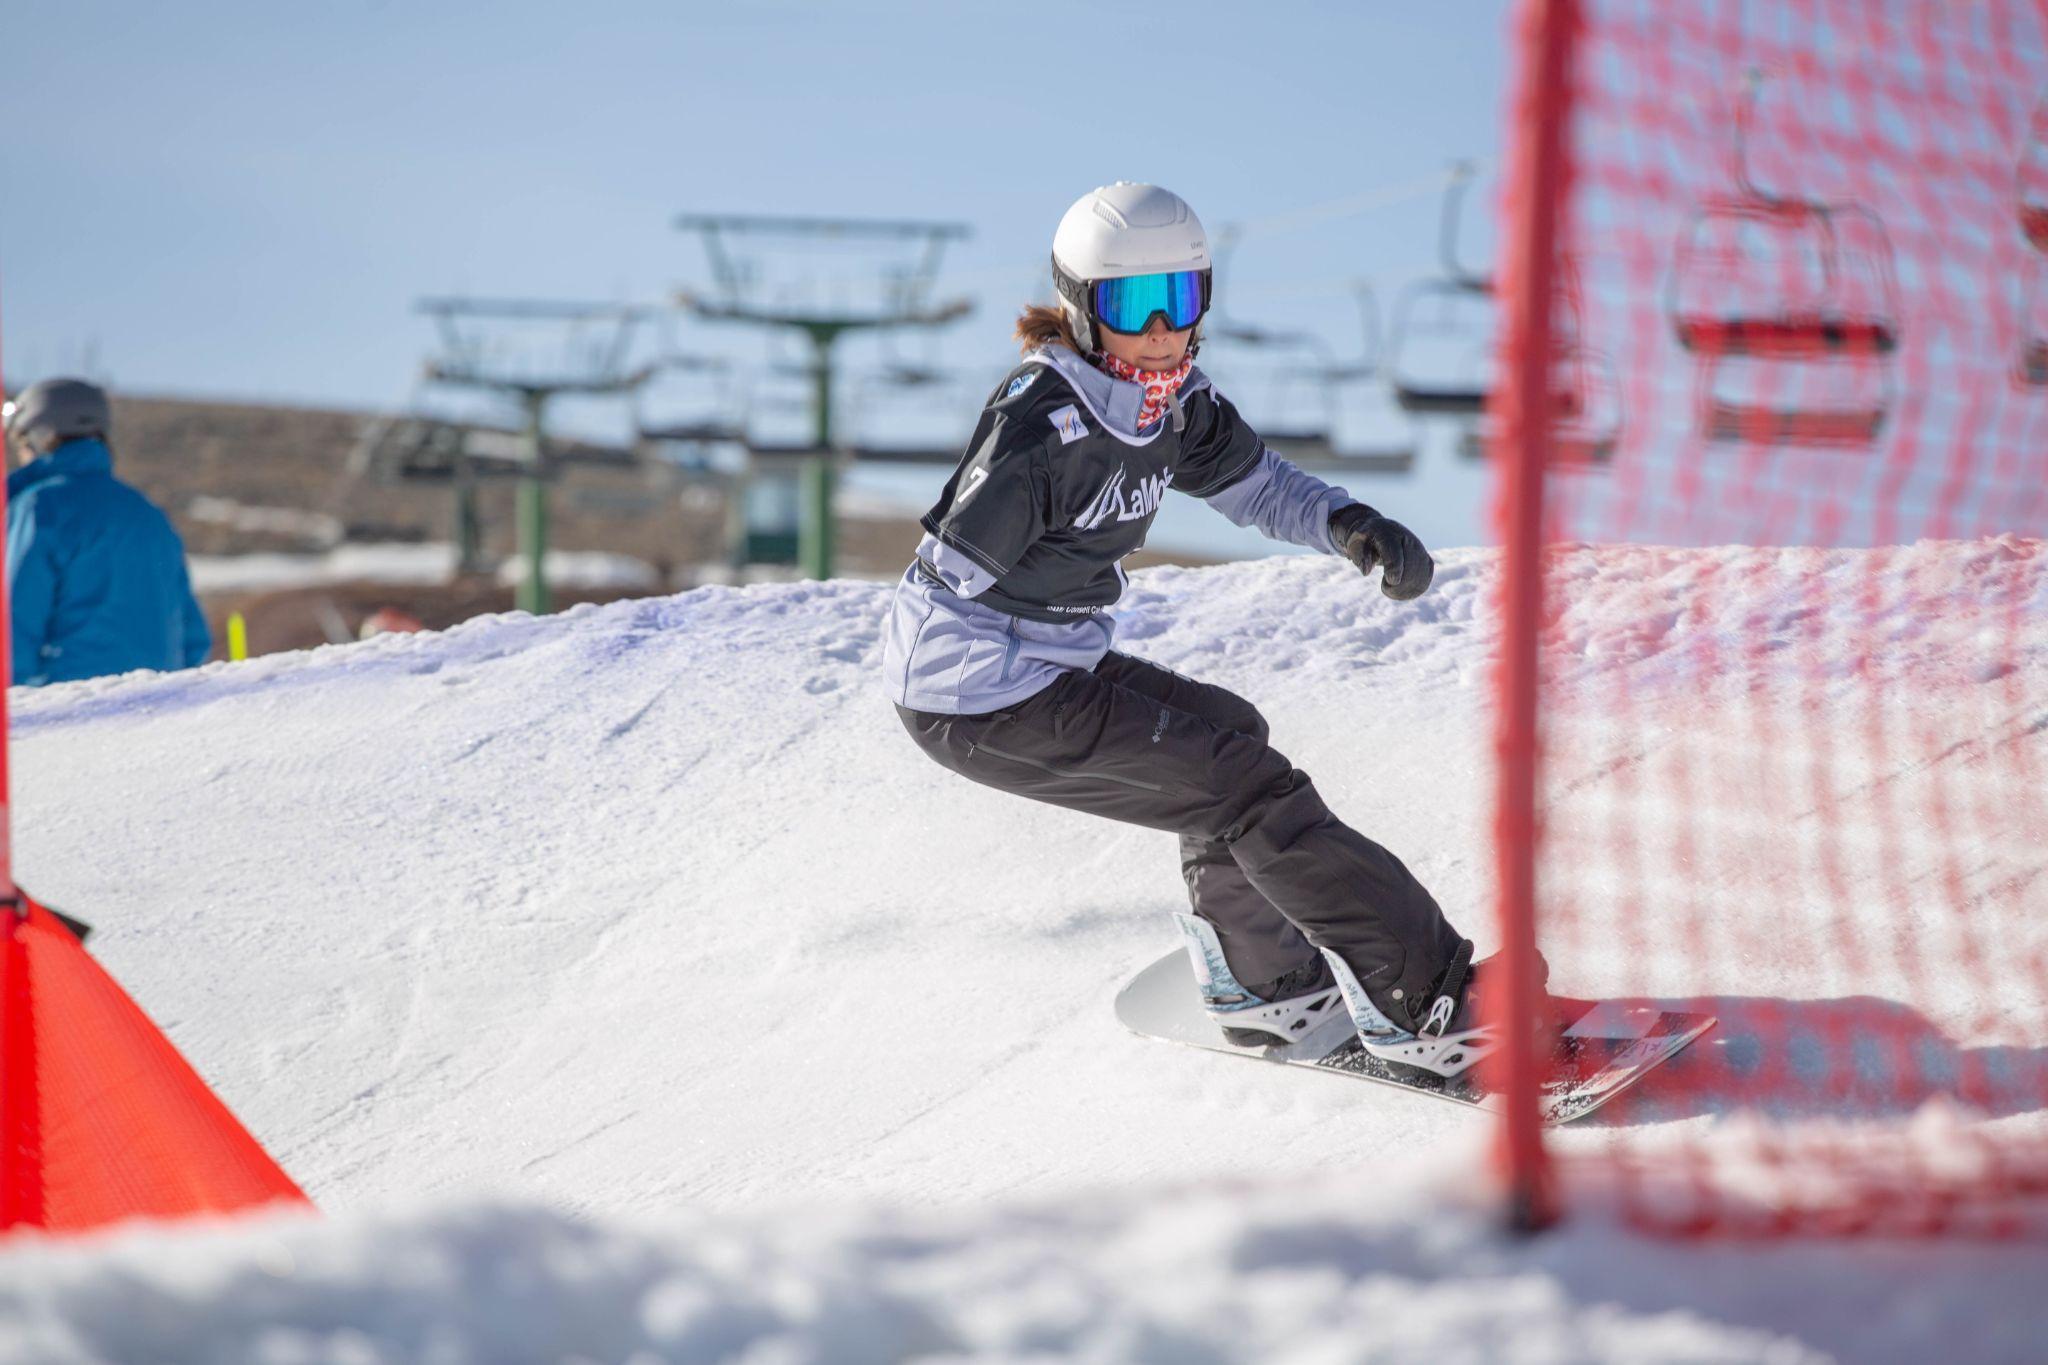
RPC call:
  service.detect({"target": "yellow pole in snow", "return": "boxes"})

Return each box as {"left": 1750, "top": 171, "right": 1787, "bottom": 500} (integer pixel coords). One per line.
{"left": 226, "top": 613, "right": 248, "bottom": 662}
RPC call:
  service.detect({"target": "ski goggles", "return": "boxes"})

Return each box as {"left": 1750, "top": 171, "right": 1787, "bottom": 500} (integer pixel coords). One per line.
{"left": 1090, "top": 269, "right": 1211, "bottom": 335}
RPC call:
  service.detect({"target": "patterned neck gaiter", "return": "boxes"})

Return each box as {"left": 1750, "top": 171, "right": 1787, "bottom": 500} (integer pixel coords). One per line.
{"left": 1090, "top": 349, "right": 1195, "bottom": 431}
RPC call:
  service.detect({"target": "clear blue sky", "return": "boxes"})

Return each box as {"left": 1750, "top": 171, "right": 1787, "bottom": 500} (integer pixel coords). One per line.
{"left": 2, "top": 0, "right": 1512, "bottom": 421}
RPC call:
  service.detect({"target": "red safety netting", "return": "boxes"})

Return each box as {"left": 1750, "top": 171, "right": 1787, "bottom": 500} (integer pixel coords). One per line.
{"left": 1, "top": 900, "right": 308, "bottom": 1234}
{"left": 1493, "top": 0, "right": 2048, "bottom": 1235}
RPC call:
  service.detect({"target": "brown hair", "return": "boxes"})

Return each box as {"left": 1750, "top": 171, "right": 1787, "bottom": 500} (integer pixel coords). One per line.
{"left": 1014, "top": 302, "right": 1082, "bottom": 355}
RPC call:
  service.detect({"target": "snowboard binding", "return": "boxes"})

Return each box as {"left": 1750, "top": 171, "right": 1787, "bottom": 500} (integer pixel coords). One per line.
{"left": 1172, "top": 913, "right": 1343, "bottom": 1048}
{"left": 1321, "top": 941, "right": 1501, "bottom": 1083}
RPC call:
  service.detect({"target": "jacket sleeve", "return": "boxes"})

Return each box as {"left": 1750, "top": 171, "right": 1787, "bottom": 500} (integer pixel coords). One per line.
{"left": 1201, "top": 446, "right": 1360, "bottom": 556}
{"left": 918, "top": 407, "right": 1051, "bottom": 582}
{"left": 6, "top": 495, "right": 57, "bottom": 682}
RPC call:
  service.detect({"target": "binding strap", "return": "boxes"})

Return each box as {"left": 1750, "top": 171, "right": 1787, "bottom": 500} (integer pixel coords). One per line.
{"left": 1418, "top": 938, "right": 1475, "bottom": 1038}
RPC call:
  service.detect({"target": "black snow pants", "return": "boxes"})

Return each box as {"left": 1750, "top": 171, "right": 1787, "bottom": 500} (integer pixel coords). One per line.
{"left": 896, "top": 651, "right": 1465, "bottom": 1026}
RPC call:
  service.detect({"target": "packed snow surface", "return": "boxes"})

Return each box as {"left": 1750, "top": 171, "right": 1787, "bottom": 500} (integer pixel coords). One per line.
{"left": 3, "top": 544, "right": 2044, "bottom": 1362}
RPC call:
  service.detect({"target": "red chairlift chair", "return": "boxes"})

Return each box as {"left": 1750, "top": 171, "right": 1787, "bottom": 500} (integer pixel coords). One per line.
{"left": 1667, "top": 71, "right": 1900, "bottom": 447}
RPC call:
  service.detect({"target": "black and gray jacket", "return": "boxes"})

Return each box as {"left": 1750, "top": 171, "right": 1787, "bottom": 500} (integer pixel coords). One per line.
{"left": 881, "top": 346, "right": 1359, "bottom": 715}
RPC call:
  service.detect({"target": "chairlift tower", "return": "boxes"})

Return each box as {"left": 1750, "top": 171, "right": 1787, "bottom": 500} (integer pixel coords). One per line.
{"left": 416, "top": 298, "right": 652, "bottom": 614}
{"left": 674, "top": 214, "right": 971, "bottom": 579}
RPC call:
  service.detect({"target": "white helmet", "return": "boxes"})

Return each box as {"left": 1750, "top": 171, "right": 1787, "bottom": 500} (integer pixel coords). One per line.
{"left": 1051, "top": 182, "right": 1213, "bottom": 354}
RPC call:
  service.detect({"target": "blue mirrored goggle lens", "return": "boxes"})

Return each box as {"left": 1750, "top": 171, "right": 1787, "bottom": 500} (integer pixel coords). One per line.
{"left": 1091, "top": 270, "right": 1207, "bottom": 334}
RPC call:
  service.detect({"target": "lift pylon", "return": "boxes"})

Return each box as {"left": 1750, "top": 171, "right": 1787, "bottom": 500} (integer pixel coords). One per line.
{"left": 674, "top": 214, "right": 972, "bottom": 579}
{"left": 414, "top": 298, "right": 653, "bottom": 614}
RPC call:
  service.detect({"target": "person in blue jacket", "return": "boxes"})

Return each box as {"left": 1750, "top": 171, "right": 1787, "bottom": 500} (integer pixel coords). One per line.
{"left": 2, "top": 378, "right": 210, "bottom": 685}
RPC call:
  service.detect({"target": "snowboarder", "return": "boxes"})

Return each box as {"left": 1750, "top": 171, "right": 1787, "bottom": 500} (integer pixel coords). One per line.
{"left": 882, "top": 183, "right": 1513, "bottom": 1080}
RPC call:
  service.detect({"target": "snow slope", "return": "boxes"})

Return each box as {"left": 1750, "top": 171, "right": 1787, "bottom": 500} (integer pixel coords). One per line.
{"left": 2, "top": 546, "right": 2044, "bottom": 1362}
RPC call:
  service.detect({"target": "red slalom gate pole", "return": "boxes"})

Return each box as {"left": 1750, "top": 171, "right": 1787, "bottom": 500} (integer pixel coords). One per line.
{"left": 1488, "top": 0, "right": 1577, "bottom": 1234}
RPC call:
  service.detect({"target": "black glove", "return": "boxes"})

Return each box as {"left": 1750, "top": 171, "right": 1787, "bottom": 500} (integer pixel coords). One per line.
{"left": 1330, "top": 504, "right": 1434, "bottom": 601}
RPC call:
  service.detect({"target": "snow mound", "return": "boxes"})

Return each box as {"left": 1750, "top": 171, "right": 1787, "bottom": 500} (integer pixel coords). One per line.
{"left": 3, "top": 544, "right": 2044, "bottom": 1360}
{"left": 18, "top": 1164, "right": 2030, "bottom": 1365}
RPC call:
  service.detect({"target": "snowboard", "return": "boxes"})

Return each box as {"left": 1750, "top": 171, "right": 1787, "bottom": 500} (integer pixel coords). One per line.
{"left": 1114, "top": 947, "right": 1715, "bottom": 1125}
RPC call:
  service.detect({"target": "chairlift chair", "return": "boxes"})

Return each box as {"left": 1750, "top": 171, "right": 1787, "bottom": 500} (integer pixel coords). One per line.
{"left": 1536, "top": 264, "right": 1621, "bottom": 468}
{"left": 1388, "top": 278, "right": 1497, "bottom": 416}
{"left": 1209, "top": 281, "right": 1418, "bottom": 472}
{"left": 1231, "top": 330, "right": 1344, "bottom": 446}
{"left": 1449, "top": 259, "right": 1619, "bottom": 469}
{"left": 1454, "top": 346, "right": 1620, "bottom": 468}
{"left": 1547, "top": 342, "right": 1623, "bottom": 468}
{"left": 1374, "top": 164, "right": 1621, "bottom": 466}
{"left": 1666, "top": 72, "right": 1900, "bottom": 446}
{"left": 1208, "top": 225, "right": 1405, "bottom": 460}
{"left": 1313, "top": 284, "right": 1421, "bottom": 472}
{"left": 1204, "top": 229, "right": 1340, "bottom": 442}
{"left": 1388, "top": 163, "right": 1499, "bottom": 418}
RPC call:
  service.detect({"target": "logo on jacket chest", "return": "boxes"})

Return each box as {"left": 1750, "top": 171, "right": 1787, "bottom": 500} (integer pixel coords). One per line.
{"left": 1074, "top": 465, "right": 1173, "bottom": 533}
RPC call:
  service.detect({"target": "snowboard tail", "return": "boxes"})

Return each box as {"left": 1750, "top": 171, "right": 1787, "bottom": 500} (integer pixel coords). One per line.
{"left": 1113, "top": 948, "right": 1714, "bottom": 1125}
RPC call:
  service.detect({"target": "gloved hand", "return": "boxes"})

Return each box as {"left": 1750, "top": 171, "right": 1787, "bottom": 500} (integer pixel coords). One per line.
{"left": 1330, "top": 504, "right": 1434, "bottom": 601}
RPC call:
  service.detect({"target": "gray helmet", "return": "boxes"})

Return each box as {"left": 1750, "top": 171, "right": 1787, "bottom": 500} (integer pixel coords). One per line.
{"left": 2, "top": 378, "right": 111, "bottom": 455}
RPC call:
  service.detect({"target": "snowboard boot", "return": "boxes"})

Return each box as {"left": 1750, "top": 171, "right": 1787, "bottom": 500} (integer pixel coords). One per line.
{"left": 1173, "top": 912, "right": 1344, "bottom": 1048}
{"left": 1321, "top": 942, "right": 1553, "bottom": 1083}
{"left": 1218, "top": 955, "right": 1343, "bottom": 1048}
